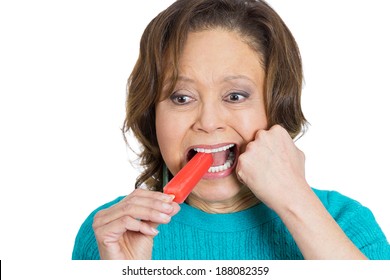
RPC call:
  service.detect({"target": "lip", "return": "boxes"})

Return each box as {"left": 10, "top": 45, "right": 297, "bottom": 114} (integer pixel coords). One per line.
{"left": 185, "top": 143, "right": 238, "bottom": 179}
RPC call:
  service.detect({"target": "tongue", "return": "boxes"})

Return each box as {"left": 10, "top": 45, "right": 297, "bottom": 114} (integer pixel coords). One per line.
{"left": 211, "top": 150, "right": 230, "bottom": 166}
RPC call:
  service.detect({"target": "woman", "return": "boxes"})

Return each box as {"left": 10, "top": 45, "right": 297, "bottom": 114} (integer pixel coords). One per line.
{"left": 72, "top": 0, "right": 389, "bottom": 260}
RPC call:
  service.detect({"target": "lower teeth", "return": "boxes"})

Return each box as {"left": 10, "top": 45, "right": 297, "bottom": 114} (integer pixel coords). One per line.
{"left": 208, "top": 152, "right": 234, "bottom": 173}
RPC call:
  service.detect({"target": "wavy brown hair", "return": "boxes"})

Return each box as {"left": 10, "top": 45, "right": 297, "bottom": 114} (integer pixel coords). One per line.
{"left": 123, "top": 0, "right": 307, "bottom": 191}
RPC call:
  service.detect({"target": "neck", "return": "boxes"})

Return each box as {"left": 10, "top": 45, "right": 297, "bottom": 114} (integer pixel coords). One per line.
{"left": 186, "top": 187, "right": 260, "bottom": 213}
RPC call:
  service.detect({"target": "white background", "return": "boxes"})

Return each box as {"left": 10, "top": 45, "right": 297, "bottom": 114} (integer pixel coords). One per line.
{"left": 0, "top": 0, "right": 389, "bottom": 274}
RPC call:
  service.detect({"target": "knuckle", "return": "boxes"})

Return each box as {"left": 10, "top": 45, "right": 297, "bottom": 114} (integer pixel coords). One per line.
{"left": 93, "top": 210, "right": 104, "bottom": 220}
{"left": 92, "top": 219, "right": 103, "bottom": 234}
{"left": 131, "top": 188, "right": 144, "bottom": 196}
{"left": 271, "top": 124, "right": 287, "bottom": 136}
{"left": 149, "top": 209, "right": 160, "bottom": 221}
{"left": 92, "top": 210, "right": 105, "bottom": 228}
{"left": 93, "top": 226, "right": 102, "bottom": 237}
{"left": 119, "top": 215, "right": 132, "bottom": 226}
{"left": 273, "top": 124, "right": 283, "bottom": 131}
{"left": 256, "top": 129, "right": 267, "bottom": 139}
{"left": 121, "top": 200, "right": 135, "bottom": 213}
{"left": 245, "top": 140, "right": 257, "bottom": 152}
{"left": 126, "top": 195, "right": 138, "bottom": 204}
{"left": 92, "top": 220, "right": 98, "bottom": 231}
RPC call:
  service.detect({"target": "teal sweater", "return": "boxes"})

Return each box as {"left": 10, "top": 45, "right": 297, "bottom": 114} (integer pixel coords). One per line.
{"left": 72, "top": 189, "right": 390, "bottom": 260}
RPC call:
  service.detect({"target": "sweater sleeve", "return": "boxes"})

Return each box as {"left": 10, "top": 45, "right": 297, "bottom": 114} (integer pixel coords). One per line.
{"left": 72, "top": 196, "right": 126, "bottom": 260}
{"left": 323, "top": 190, "right": 390, "bottom": 260}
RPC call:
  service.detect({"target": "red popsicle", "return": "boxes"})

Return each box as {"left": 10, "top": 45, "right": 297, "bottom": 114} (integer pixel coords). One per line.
{"left": 163, "top": 152, "right": 213, "bottom": 203}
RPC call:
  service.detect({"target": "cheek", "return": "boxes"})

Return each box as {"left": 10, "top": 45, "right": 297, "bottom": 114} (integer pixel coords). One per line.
{"left": 234, "top": 109, "right": 268, "bottom": 142}
{"left": 155, "top": 104, "right": 189, "bottom": 172}
{"left": 156, "top": 105, "right": 175, "bottom": 156}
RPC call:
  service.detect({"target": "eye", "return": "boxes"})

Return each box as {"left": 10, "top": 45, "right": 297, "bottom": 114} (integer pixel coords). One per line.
{"left": 224, "top": 91, "right": 249, "bottom": 103}
{"left": 170, "top": 92, "right": 194, "bottom": 105}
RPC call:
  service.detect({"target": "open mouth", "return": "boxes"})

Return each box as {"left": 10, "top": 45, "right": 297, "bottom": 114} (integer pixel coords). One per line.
{"left": 187, "top": 144, "right": 237, "bottom": 173}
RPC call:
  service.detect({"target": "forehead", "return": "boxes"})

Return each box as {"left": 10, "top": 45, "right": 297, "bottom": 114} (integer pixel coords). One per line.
{"left": 161, "top": 29, "right": 264, "bottom": 92}
{"left": 182, "top": 29, "right": 262, "bottom": 69}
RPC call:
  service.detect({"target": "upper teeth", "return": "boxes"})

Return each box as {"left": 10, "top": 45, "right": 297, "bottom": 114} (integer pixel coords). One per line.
{"left": 193, "top": 144, "right": 234, "bottom": 153}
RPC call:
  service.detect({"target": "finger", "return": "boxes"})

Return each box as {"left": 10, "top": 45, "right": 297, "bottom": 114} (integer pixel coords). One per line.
{"left": 94, "top": 194, "right": 175, "bottom": 228}
{"left": 171, "top": 202, "right": 181, "bottom": 216}
{"left": 127, "top": 188, "right": 175, "bottom": 202}
{"left": 95, "top": 215, "right": 159, "bottom": 241}
{"left": 254, "top": 128, "right": 267, "bottom": 141}
{"left": 94, "top": 203, "right": 173, "bottom": 229}
{"left": 236, "top": 169, "right": 245, "bottom": 184}
{"left": 133, "top": 202, "right": 180, "bottom": 226}
{"left": 143, "top": 202, "right": 181, "bottom": 230}
{"left": 95, "top": 203, "right": 182, "bottom": 241}
{"left": 235, "top": 150, "right": 248, "bottom": 183}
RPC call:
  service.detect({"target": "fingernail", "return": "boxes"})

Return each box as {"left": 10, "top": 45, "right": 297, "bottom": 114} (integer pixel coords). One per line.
{"left": 150, "top": 227, "right": 159, "bottom": 235}
{"left": 162, "top": 203, "right": 173, "bottom": 211}
{"left": 159, "top": 213, "right": 171, "bottom": 222}
{"left": 162, "top": 194, "right": 175, "bottom": 202}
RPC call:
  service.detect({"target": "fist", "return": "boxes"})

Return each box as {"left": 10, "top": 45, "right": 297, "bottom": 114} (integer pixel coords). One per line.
{"left": 236, "top": 125, "right": 309, "bottom": 211}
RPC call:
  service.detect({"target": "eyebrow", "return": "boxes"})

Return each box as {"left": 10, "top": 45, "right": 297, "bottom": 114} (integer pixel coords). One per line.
{"left": 174, "top": 74, "right": 256, "bottom": 84}
{"left": 223, "top": 75, "right": 256, "bottom": 85}
{"left": 176, "top": 76, "right": 195, "bottom": 83}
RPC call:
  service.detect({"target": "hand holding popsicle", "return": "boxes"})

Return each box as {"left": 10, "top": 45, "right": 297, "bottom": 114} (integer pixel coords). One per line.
{"left": 164, "top": 152, "right": 213, "bottom": 203}
{"left": 92, "top": 189, "right": 180, "bottom": 259}
{"left": 92, "top": 153, "right": 210, "bottom": 259}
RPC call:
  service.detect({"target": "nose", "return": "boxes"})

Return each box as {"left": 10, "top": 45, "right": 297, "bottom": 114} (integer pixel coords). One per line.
{"left": 193, "top": 102, "right": 226, "bottom": 133}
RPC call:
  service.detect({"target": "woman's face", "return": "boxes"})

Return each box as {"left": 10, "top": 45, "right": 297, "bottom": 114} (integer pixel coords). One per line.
{"left": 156, "top": 29, "right": 267, "bottom": 203}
